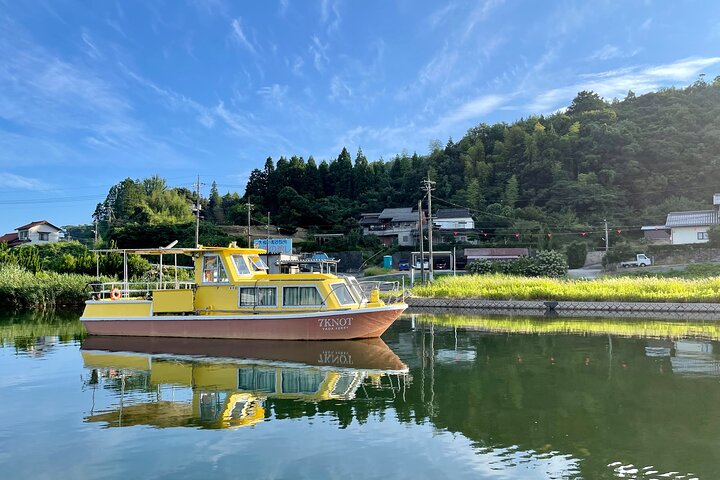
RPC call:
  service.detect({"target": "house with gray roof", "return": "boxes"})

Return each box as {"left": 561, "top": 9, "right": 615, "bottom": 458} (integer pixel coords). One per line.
{"left": 644, "top": 194, "right": 720, "bottom": 245}
{"left": 664, "top": 210, "right": 718, "bottom": 244}
{"left": 360, "top": 207, "right": 423, "bottom": 246}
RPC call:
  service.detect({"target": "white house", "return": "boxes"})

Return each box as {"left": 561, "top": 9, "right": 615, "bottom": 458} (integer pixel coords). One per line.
{"left": 664, "top": 211, "right": 718, "bottom": 244}
{"left": 434, "top": 208, "right": 475, "bottom": 230}
{"left": 4, "top": 221, "right": 64, "bottom": 246}
{"left": 641, "top": 194, "right": 720, "bottom": 245}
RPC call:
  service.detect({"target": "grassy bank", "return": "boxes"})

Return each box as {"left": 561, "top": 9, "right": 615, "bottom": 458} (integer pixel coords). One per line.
{"left": 615, "top": 263, "right": 720, "bottom": 279}
{"left": 412, "top": 273, "right": 720, "bottom": 303}
{"left": 0, "top": 264, "right": 100, "bottom": 309}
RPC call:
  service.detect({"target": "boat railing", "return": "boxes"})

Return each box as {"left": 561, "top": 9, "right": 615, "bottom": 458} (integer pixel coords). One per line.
{"left": 89, "top": 281, "right": 195, "bottom": 300}
{"left": 357, "top": 279, "right": 406, "bottom": 304}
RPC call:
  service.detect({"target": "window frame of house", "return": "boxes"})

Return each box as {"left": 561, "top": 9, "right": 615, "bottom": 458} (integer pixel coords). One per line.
{"left": 18, "top": 231, "right": 28, "bottom": 240}
{"left": 698, "top": 231, "right": 710, "bottom": 241}
{"left": 38, "top": 232, "right": 50, "bottom": 241}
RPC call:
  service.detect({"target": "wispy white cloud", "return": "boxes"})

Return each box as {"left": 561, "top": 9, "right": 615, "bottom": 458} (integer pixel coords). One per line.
{"left": 257, "top": 84, "right": 288, "bottom": 106}
{"left": 279, "top": 0, "right": 288, "bottom": 16}
{"left": 329, "top": 76, "right": 352, "bottom": 102}
{"left": 641, "top": 17, "right": 652, "bottom": 30}
{"left": 320, "top": 0, "right": 342, "bottom": 33}
{"left": 80, "top": 30, "right": 101, "bottom": 59}
{"left": 291, "top": 56, "right": 304, "bottom": 76}
{"left": 462, "top": 0, "right": 505, "bottom": 39}
{"left": 588, "top": 44, "right": 621, "bottom": 61}
{"left": 230, "top": 17, "right": 258, "bottom": 55}
{"left": 527, "top": 56, "right": 720, "bottom": 112}
{"left": 431, "top": 94, "right": 510, "bottom": 133}
{"left": 120, "top": 65, "right": 215, "bottom": 128}
{"left": 0, "top": 172, "right": 49, "bottom": 190}
{"left": 426, "top": 3, "right": 457, "bottom": 29}
{"left": 309, "top": 35, "right": 329, "bottom": 71}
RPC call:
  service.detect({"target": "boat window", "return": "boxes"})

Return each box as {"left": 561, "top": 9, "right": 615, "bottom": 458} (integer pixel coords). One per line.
{"left": 280, "top": 370, "right": 325, "bottom": 394}
{"left": 248, "top": 255, "right": 269, "bottom": 272}
{"left": 202, "top": 255, "right": 229, "bottom": 284}
{"left": 332, "top": 283, "right": 356, "bottom": 305}
{"left": 239, "top": 287, "right": 277, "bottom": 307}
{"left": 231, "top": 255, "right": 251, "bottom": 276}
{"left": 283, "top": 286, "right": 323, "bottom": 306}
{"left": 238, "top": 368, "right": 276, "bottom": 393}
{"left": 331, "top": 374, "right": 355, "bottom": 396}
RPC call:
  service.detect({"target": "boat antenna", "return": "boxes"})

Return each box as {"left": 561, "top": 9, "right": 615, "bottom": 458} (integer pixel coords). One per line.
{"left": 194, "top": 175, "right": 202, "bottom": 248}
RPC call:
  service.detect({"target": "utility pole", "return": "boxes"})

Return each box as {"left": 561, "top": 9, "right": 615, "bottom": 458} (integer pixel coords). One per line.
{"left": 418, "top": 199, "right": 425, "bottom": 284}
{"left": 422, "top": 176, "right": 436, "bottom": 282}
{"left": 604, "top": 219, "right": 609, "bottom": 253}
{"left": 194, "top": 175, "right": 201, "bottom": 248}
{"left": 266, "top": 211, "right": 271, "bottom": 265}
{"left": 93, "top": 218, "right": 98, "bottom": 244}
{"left": 246, "top": 201, "right": 254, "bottom": 248}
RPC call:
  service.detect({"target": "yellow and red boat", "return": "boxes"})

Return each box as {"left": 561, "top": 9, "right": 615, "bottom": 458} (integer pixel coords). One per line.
{"left": 80, "top": 244, "right": 407, "bottom": 340}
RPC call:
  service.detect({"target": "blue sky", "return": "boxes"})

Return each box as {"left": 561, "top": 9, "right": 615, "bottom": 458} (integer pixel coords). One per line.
{"left": 1, "top": 0, "right": 719, "bottom": 234}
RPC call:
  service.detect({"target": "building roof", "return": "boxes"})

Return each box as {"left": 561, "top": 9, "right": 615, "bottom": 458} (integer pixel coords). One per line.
{"left": 464, "top": 248, "right": 529, "bottom": 258}
{"left": 0, "top": 233, "right": 26, "bottom": 247}
{"left": 665, "top": 211, "right": 719, "bottom": 228}
{"left": 15, "top": 220, "right": 62, "bottom": 232}
{"left": 378, "top": 208, "right": 418, "bottom": 223}
{"left": 359, "top": 213, "right": 381, "bottom": 226}
{"left": 436, "top": 208, "right": 472, "bottom": 219}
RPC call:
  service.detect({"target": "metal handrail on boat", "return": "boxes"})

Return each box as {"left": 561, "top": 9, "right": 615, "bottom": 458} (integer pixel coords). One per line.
{"left": 357, "top": 279, "right": 406, "bottom": 304}
{"left": 89, "top": 281, "right": 195, "bottom": 300}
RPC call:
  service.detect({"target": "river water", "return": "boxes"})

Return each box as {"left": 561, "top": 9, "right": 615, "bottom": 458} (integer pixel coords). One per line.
{"left": 1, "top": 311, "right": 719, "bottom": 479}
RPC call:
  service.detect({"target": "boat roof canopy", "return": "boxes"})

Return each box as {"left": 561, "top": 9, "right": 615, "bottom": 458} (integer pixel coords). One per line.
{"left": 90, "top": 245, "right": 267, "bottom": 256}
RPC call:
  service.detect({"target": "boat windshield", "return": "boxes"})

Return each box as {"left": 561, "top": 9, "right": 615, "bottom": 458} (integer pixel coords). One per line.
{"left": 231, "top": 255, "right": 252, "bottom": 276}
{"left": 248, "top": 255, "right": 269, "bottom": 272}
{"left": 332, "top": 283, "right": 357, "bottom": 306}
{"left": 345, "top": 277, "right": 366, "bottom": 303}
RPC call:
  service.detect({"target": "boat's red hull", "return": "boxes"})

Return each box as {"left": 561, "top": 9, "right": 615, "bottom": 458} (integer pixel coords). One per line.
{"left": 81, "top": 304, "right": 407, "bottom": 340}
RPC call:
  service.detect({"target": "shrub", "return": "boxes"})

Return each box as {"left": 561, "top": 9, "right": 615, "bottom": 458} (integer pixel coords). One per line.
{"left": 465, "top": 250, "right": 568, "bottom": 277}
{"left": 565, "top": 241, "right": 588, "bottom": 269}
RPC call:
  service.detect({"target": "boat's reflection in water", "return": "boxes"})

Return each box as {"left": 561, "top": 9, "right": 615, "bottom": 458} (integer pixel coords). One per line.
{"left": 81, "top": 336, "right": 409, "bottom": 429}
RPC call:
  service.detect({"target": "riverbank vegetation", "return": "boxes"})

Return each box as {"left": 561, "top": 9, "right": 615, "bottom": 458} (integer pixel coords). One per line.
{"left": 412, "top": 274, "right": 720, "bottom": 303}
{"left": 614, "top": 263, "right": 720, "bottom": 279}
{"left": 0, "top": 264, "right": 102, "bottom": 309}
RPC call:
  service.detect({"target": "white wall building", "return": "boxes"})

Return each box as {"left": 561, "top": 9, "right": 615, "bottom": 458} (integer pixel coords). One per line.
{"left": 434, "top": 208, "right": 475, "bottom": 230}
{"left": 665, "top": 211, "right": 718, "bottom": 245}
{"left": 15, "top": 220, "right": 63, "bottom": 244}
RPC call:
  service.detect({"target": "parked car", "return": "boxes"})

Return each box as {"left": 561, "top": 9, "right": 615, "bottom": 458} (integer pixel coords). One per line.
{"left": 398, "top": 261, "right": 409, "bottom": 271}
{"left": 435, "top": 261, "right": 448, "bottom": 270}
{"left": 414, "top": 260, "right": 430, "bottom": 269}
{"left": 620, "top": 254, "right": 652, "bottom": 268}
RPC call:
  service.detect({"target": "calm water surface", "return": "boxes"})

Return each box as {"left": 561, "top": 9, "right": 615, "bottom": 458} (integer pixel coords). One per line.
{"left": 1, "top": 311, "right": 719, "bottom": 479}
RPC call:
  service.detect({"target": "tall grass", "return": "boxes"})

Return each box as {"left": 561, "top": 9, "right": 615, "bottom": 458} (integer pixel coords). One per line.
{"left": 412, "top": 273, "right": 720, "bottom": 303}
{"left": 0, "top": 264, "right": 101, "bottom": 309}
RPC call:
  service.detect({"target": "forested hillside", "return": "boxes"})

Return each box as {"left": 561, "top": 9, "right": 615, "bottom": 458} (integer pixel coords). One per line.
{"left": 93, "top": 79, "right": 720, "bottom": 247}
